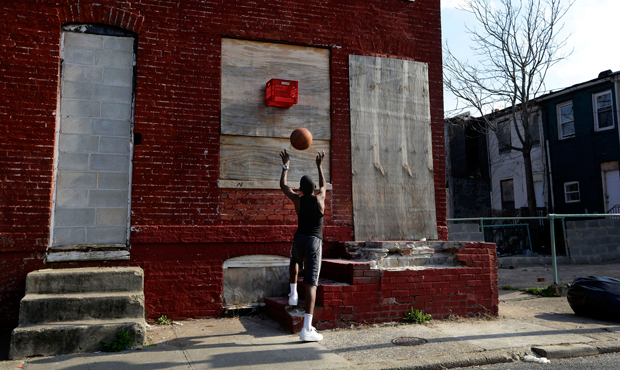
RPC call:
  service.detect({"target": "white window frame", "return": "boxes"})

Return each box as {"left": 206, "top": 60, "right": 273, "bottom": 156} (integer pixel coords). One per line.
{"left": 557, "top": 101, "right": 575, "bottom": 140}
{"left": 593, "top": 90, "right": 614, "bottom": 132}
{"left": 564, "top": 181, "right": 580, "bottom": 203}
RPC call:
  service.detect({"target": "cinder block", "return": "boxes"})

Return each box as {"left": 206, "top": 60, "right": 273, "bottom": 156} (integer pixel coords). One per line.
{"left": 90, "top": 154, "right": 129, "bottom": 171}
{"left": 54, "top": 208, "right": 95, "bottom": 227}
{"left": 64, "top": 49, "right": 94, "bottom": 65}
{"left": 104, "top": 37, "right": 134, "bottom": 52}
{"left": 448, "top": 223, "right": 466, "bottom": 233}
{"left": 101, "top": 102, "right": 131, "bottom": 120}
{"left": 95, "top": 50, "right": 133, "bottom": 68}
{"left": 567, "top": 238, "right": 586, "bottom": 249}
{"left": 586, "top": 220, "right": 601, "bottom": 228}
{"left": 92, "top": 119, "right": 130, "bottom": 137}
{"left": 102, "top": 67, "right": 132, "bottom": 86}
{"left": 98, "top": 172, "right": 129, "bottom": 190}
{"left": 581, "top": 229, "right": 595, "bottom": 239}
{"left": 63, "top": 65, "right": 103, "bottom": 84}
{"left": 64, "top": 32, "right": 103, "bottom": 50}
{"left": 53, "top": 227, "right": 86, "bottom": 245}
{"left": 88, "top": 190, "right": 128, "bottom": 207}
{"left": 566, "top": 229, "right": 579, "bottom": 239}
{"left": 58, "top": 153, "right": 90, "bottom": 171}
{"left": 463, "top": 223, "right": 481, "bottom": 233}
{"left": 56, "top": 189, "right": 89, "bottom": 208}
{"left": 60, "top": 117, "right": 93, "bottom": 135}
{"left": 62, "top": 81, "right": 94, "bottom": 99}
{"left": 59, "top": 134, "right": 99, "bottom": 153}
{"left": 594, "top": 228, "right": 609, "bottom": 238}
{"left": 86, "top": 227, "right": 127, "bottom": 244}
{"left": 600, "top": 253, "right": 617, "bottom": 263}
{"left": 96, "top": 208, "right": 128, "bottom": 226}
{"left": 99, "top": 137, "right": 129, "bottom": 154}
{"left": 568, "top": 220, "right": 585, "bottom": 230}
{"left": 93, "top": 85, "right": 132, "bottom": 103}
{"left": 593, "top": 245, "right": 609, "bottom": 255}
{"left": 61, "top": 100, "right": 101, "bottom": 118}
{"left": 571, "top": 256, "right": 591, "bottom": 265}
{"left": 57, "top": 172, "right": 97, "bottom": 189}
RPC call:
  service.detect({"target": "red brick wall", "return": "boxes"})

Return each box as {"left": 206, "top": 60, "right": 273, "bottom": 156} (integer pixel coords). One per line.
{"left": 0, "top": 0, "right": 444, "bottom": 330}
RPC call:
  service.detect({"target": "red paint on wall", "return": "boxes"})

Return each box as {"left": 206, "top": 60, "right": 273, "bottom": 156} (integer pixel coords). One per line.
{"left": 0, "top": 0, "right": 445, "bottom": 331}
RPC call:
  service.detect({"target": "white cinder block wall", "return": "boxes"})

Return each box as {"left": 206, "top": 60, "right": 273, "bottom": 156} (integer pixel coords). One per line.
{"left": 52, "top": 31, "right": 134, "bottom": 246}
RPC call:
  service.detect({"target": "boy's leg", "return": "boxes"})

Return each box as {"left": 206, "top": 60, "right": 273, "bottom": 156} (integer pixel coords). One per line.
{"left": 305, "top": 285, "right": 317, "bottom": 314}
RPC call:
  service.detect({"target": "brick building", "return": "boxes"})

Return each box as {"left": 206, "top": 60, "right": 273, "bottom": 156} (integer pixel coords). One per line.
{"left": 0, "top": 0, "right": 449, "bottom": 333}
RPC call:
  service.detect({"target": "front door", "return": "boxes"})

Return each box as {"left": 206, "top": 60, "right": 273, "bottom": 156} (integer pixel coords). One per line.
{"left": 603, "top": 168, "right": 620, "bottom": 212}
{"left": 49, "top": 25, "right": 136, "bottom": 261}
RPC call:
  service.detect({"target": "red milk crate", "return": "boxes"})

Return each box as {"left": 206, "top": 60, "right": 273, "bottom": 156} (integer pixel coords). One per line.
{"left": 265, "top": 79, "right": 299, "bottom": 107}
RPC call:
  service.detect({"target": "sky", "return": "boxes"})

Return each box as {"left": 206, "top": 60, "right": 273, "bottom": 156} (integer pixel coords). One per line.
{"left": 441, "top": 0, "right": 620, "bottom": 117}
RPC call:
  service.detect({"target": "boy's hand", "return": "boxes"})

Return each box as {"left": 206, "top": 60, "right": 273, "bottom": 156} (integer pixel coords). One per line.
{"left": 280, "top": 149, "right": 290, "bottom": 166}
{"left": 316, "top": 150, "right": 325, "bottom": 167}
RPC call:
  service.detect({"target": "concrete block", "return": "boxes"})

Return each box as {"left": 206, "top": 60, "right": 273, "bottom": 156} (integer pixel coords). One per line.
{"left": 57, "top": 172, "right": 97, "bottom": 189}
{"left": 566, "top": 229, "right": 579, "bottom": 239}
{"left": 19, "top": 292, "right": 144, "bottom": 325}
{"left": 99, "top": 137, "right": 129, "bottom": 154}
{"left": 64, "top": 32, "right": 103, "bottom": 50}
{"left": 64, "top": 48, "right": 94, "bottom": 65}
{"left": 600, "top": 253, "right": 618, "bottom": 263}
{"left": 98, "top": 172, "right": 129, "bottom": 189}
{"left": 90, "top": 154, "right": 129, "bottom": 171}
{"left": 600, "top": 219, "right": 615, "bottom": 227}
{"left": 54, "top": 208, "right": 95, "bottom": 227}
{"left": 25, "top": 267, "right": 144, "bottom": 294}
{"left": 62, "top": 81, "right": 94, "bottom": 99}
{"left": 56, "top": 189, "right": 89, "bottom": 208}
{"left": 594, "top": 228, "right": 609, "bottom": 238}
{"left": 95, "top": 50, "right": 133, "bottom": 68}
{"left": 581, "top": 228, "right": 595, "bottom": 239}
{"left": 101, "top": 102, "right": 131, "bottom": 120}
{"left": 593, "top": 245, "right": 609, "bottom": 255}
{"left": 448, "top": 223, "right": 466, "bottom": 233}
{"left": 60, "top": 117, "right": 92, "bottom": 134}
{"left": 586, "top": 220, "right": 601, "bottom": 228}
{"left": 86, "top": 227, "right": 127, "bottom": 244}
{"left": 53, "top": 227, "right": 86, "bottom": 246}
{"left": 92, "top": 119, "right": 130, "bottom": 137}
{"left": 61, "top": 100, "right": 101, "bottom": 118}
{"left": 103, "top": 67, "right": 132, "bottom": 86}
{"left": 607, "top": 224, "right": 620, "bottom": 235}
{"left": 104, "top": 37, "right": 134, "bottom": 52}
{"left": 93, "top": 84, "right": 132, "bottom": 103}
{"left": 570, "top": 256, "right": 591, "bottom": 265}
{"left": 463, "top": 223, "right": 481, "bottom": 233}
{"left": 96, "top": 208, "right": 128, "bottom": 226}
{"left": 9, "top": 319, "right": 145, "bottom": 360}
{"left": 88, "top": 190, "right": 128, "bottom": 207}
{"left": 59, "top": 134, "right": 99, "bottom": 153}
{"left": 567, "top": 220, "right": 584, "bottom": 229}
{"left": 567, "top": 238, "right": 586, "bottom": 249}
{"left": 63, "top": 64, "right": 102, "bottom": 83}
{"left": 58, "top": 153, "right": 90, "bottom": 170}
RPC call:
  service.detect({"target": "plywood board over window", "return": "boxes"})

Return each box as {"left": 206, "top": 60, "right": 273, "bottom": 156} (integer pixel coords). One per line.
{"left": 219, "top": 39, "right": 331, "bottom": 189}
{"left": 349, "top": 55, "right": 437, "bottom": 241}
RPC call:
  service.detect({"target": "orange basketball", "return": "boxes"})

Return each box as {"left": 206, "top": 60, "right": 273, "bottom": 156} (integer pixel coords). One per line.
{"left": 290, "top": 128, "right": 313, "bottom": 150}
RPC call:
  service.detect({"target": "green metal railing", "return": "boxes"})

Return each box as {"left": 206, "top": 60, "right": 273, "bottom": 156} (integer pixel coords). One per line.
{"left": 447, "top": 213, "right": 620, "bottom": 285}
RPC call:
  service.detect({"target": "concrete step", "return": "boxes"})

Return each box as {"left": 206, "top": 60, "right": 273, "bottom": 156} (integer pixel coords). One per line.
{"left": 19, "top": 292, "right": 145, "bottom": 325}
{"left": 9, "top": 319, "right": 146, "bottom": 360}
{"left": 26, "top": 267, "right": 143, "bottom": 294}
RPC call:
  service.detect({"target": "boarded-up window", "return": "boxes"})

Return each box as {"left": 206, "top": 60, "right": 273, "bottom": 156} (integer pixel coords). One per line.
{"left": 219, "top": 39, "right": 330, "bottom": 188}
{"left": 501, "top": 179, "right": 515, "bottom": 210}
{"left": 349, "top": 55, "right": 437, "bottom": 241}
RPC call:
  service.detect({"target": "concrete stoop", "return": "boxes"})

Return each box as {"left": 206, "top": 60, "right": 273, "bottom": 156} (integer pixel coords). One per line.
{"left": 9, "top": 267, "right": 146, "bottom": 360}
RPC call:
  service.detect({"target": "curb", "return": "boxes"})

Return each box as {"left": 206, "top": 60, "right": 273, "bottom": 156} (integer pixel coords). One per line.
{"left": 532, "top": 341, "right": 620, "bottom": 359}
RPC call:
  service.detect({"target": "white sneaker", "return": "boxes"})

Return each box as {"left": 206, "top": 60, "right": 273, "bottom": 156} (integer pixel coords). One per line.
{"left": 288, "top": 293, "right": 298, "bottom": 306}
{"left": 300, "top": 326, "right": 323, "bottom": 342}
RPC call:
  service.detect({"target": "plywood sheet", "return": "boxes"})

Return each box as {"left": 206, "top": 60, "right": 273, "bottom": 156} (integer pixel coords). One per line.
{"left": 219, "top": 135, "right": 331, "bottom": 185}
{"left": 221, "top": 39, "right": 330, "bottom": 140}
{"left": 349, "top": 55, "right": 437, "bottom": 241}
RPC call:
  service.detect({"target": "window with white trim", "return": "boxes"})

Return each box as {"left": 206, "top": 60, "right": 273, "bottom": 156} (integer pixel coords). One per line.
{"left": 564, "top": 181, "right": 580, "bottom": 203}
{"left": 557, "top": 102, "right": 574, "bottom": 139}
{"left": 593, "top": 90, "right": 613, "bottom": 131}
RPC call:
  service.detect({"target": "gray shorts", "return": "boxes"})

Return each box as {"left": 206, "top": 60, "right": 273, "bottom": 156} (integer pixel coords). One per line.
{"left": 290, "top": 233, "right": 322, "bottom": 286}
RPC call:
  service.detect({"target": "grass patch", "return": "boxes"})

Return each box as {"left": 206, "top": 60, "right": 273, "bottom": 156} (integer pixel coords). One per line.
{"left": 156, "top": 315, "right": 171, "bottom": 325}
{"left": 500, "top": 286, "right": 519, "bottom": 291}
{"left": 101, "top": 330, "right": 133, "bottom": 352}
{"left": 404, "top": 308, "right": 432, "bottom": 324}
{"left": 525, "top": 286, "right": 556, "bottom": 297}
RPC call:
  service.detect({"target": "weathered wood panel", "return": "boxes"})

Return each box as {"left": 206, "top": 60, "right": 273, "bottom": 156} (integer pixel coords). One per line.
{"left": 219, "top": 135, "right": 331, "bottom": 185}
{"left": 221, "top": 39, "right": 331, "bottom": 140}
{"left": 349, "top": 55, "right": 437, "bottom": 241}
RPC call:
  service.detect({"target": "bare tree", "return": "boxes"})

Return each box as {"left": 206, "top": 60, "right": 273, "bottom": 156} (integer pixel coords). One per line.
{"left": 444, "top": 0, "right": 573, "bottom": 215}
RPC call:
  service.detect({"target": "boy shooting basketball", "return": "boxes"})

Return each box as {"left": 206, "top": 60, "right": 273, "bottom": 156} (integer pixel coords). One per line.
{"left": 279, "top": 149, "right": 326, "bottom": 342}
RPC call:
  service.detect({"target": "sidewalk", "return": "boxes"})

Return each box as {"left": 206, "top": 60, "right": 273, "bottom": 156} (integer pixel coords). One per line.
{"left": 2, "top": 262, "right": 620, "bottom": 370}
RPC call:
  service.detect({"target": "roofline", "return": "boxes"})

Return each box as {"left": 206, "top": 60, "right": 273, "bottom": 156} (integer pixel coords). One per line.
{"left": 536, "top": 72, "right": 619, "bottom": 102}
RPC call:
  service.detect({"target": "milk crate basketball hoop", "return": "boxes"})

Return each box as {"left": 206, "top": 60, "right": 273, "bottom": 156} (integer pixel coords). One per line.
{"left": 265, "top": 79, "right": 299, "bottom": 108}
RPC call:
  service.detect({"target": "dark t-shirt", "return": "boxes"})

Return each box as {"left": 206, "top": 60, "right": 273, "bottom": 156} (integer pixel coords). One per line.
{"left": 296, "top": 194, "right": 324, "bottom": 239}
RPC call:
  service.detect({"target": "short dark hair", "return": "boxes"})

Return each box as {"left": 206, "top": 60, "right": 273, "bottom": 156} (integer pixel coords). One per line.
{"left": 300, "top": 175, "right": 315, "bottom": 195}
